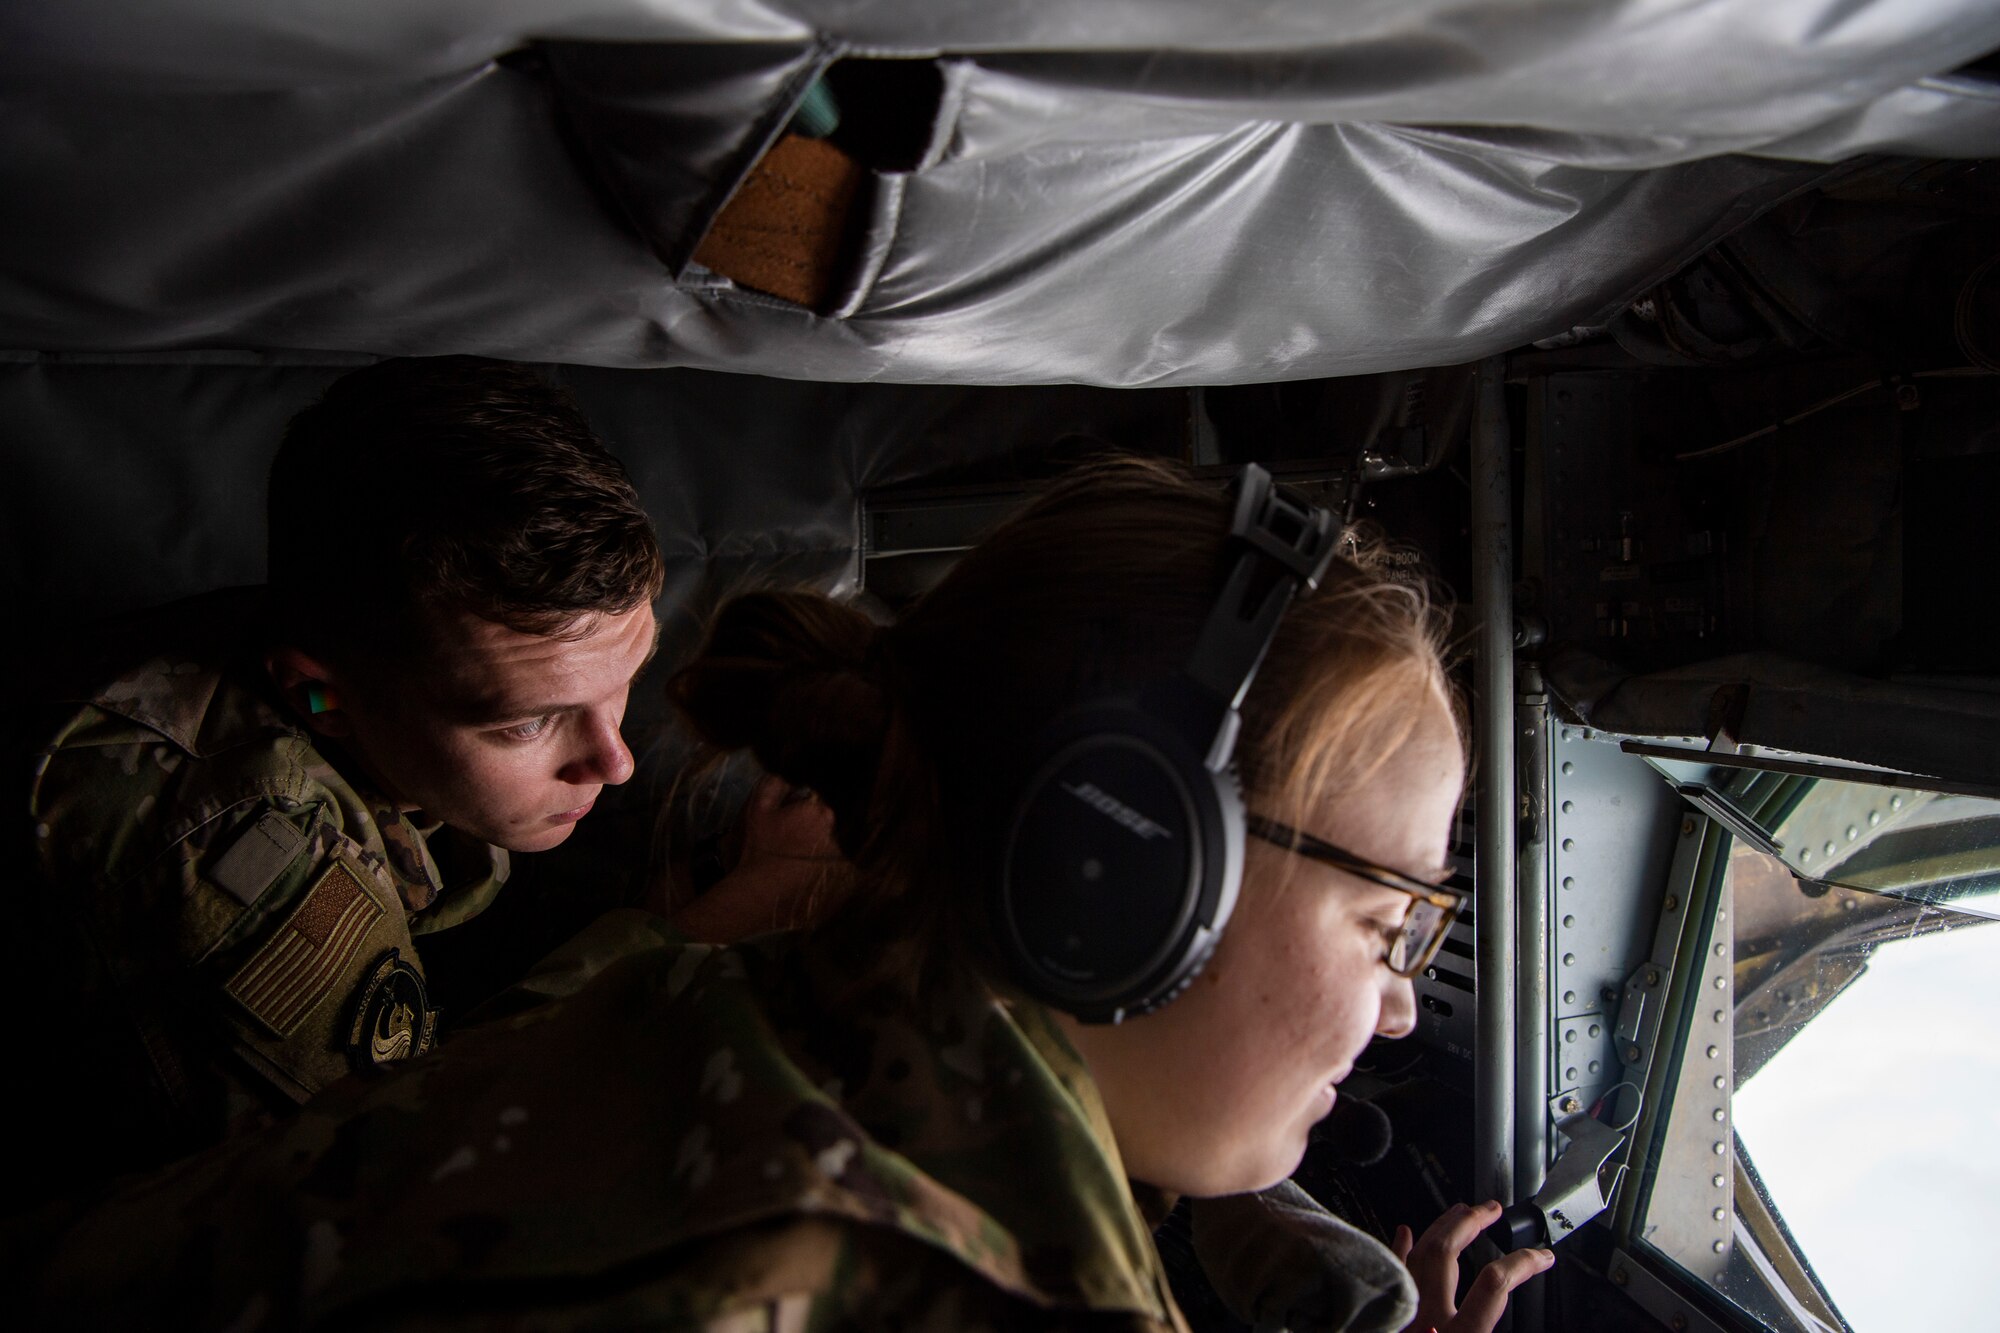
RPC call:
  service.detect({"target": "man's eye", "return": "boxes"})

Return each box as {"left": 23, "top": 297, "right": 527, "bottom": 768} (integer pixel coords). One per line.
{"left": 500, "top": 716, "right": 552, "bottom": 741}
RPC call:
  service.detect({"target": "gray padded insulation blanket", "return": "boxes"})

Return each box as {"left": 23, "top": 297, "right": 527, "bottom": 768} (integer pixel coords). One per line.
{"left": 4, "top": 1, "right": 1998, "bottom": 386}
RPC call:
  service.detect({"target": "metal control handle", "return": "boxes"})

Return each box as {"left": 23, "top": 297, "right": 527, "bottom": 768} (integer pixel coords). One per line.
{"left": 1479, "top": 1105, "right": 1632, "bottom": 1251}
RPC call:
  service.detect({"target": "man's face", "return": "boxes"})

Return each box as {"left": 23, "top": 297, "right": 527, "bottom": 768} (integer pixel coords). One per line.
{"left": 332, "top": 604, "right": 658, "bottom": 852}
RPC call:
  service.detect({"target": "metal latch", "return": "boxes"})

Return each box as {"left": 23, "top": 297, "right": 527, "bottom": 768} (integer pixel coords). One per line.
{"left": 1483, "top": 1098, "right": 1637, "bottom": 1251}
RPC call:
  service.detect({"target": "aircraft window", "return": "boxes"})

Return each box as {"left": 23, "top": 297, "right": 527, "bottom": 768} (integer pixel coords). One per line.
{"left": 1646, "top": 758, "right": 2000, "bottom": 919}
{"left": 1630, "top": 775, "right": 2000, "bottom": 1331}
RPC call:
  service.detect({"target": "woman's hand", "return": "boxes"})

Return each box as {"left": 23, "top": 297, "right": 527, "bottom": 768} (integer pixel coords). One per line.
{"left": 669, "top": 776, "right": 854, "bottom": 943}
{"left": 1392, "top": 1201, "right": 1553, "bottom": 1333}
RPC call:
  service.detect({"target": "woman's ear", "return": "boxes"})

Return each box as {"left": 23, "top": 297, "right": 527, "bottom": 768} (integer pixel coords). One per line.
{"left": 264, "top": 645, "right": 351, "bottom": 737}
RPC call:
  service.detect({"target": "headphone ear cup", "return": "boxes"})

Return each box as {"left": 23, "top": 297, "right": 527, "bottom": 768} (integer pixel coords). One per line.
{"left": 989, "top": 464, "right": 1329, "bottom": 1021}
{"left": 995, "top": 705, "right": 1242, "bottom": 1023}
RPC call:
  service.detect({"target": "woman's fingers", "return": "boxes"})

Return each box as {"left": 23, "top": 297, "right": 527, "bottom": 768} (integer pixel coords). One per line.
{"left": 1404, "top": 1201, "right": 1483, "bottom": 1320}
{"left": 1410, "top": 1200, "right": 1502, "bottom": 1262}
{"left": 1392, "top": 1224, "right": 1414, "bottom": 1263}
{"left": 1447, "top": 1247, "right": 1556, "bottom": 1333}
{"left": 1400, "top": 1201, "right": 1509, "bottom": 1329}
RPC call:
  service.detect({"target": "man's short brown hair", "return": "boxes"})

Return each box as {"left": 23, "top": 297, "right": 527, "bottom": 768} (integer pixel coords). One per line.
{"left": 268, "top": 357, "right": 664, "bottom": 658}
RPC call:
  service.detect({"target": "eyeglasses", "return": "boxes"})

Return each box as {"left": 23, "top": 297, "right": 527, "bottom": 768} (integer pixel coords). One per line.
{"left": 1245, "top": 814, "right": 1467, "bottom": 978}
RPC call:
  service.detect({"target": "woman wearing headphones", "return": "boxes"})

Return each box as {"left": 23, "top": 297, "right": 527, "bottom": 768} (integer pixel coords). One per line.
{"left": 34, "top": 459, "right": 1548, "bottom": 1333}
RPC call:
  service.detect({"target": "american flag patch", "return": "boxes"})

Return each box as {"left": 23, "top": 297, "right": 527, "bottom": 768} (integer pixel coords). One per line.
{"left": 224, "top": 859, "right": 383, "bottom": 1036}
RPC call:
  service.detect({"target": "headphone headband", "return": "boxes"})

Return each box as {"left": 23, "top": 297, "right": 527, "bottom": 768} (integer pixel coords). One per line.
{"left": 1174, "top": 464, "right": 1340, "bottom": 760}
{"left": 1229, "top": 463, "right": 1341, "bottom": 591}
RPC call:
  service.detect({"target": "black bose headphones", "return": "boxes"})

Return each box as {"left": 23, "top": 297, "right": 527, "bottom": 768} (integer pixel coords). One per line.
{"left": 994, "top": 463, "right": 1339, "bottom": 1023}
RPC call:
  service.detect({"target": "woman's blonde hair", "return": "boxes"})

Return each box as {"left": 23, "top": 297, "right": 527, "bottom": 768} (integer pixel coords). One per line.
{"left": 670, "top": 457, "right": 1456, "bottom": 990}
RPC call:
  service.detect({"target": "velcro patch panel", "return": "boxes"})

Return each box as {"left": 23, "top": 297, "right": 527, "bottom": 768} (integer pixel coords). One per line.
{"left": 209, "top": 809, "right": 308, "bottom": 907}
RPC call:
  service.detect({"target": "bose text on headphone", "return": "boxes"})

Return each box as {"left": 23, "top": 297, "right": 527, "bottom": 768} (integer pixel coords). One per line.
{"left": 995, "top": 463, "right": 1339, "bottom": 1023}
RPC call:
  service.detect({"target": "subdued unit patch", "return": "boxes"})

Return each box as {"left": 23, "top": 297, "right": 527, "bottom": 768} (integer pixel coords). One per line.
{"left": 225, "top": 859, "right": 382, "bottom": 1035}
{"left": 209, "top": 809, "right": 308, "bottom": 907}
{"left": 343, "top": 948, "right": 437, "bottom": 1073}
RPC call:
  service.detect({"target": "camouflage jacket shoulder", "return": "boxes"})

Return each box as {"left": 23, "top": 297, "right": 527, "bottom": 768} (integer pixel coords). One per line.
{"left": 37, "top": 911, "right": 1189, "bottom": 1333}
{"left": 26, "top": 610, "right": 507, "bottom": 1158}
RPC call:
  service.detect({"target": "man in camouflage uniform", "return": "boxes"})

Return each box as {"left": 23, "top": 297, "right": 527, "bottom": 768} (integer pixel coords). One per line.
{"left": 23, "top": 358, "right": 666, "bottom": 1197}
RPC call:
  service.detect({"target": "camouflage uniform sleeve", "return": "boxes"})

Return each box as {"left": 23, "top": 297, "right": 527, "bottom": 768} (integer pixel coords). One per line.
{"left": 28, "top": 704, "right": 443, "bottom": 1170}
{"left": 458, "top": 907, "right": 689, "bottom": 1025}
{"left": 668, "top": 1218, "right": 1181, "bottom": 1333}
{"left": 339, "top": 1217, "right": 1177, "bottom": 1333}
{"left": 188, "top": 802, "right": 440, "bottom": 1105}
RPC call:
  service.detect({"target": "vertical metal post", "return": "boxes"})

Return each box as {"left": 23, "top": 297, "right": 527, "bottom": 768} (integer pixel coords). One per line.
{"left": 1472, "top": 355, "right": 1517, "bottom": 1213}
{"left": 1514, "top": 669, "right": 1551, "bottom": 1203}
{"left": 1512, "top": 669, "right": 1551, "bottom": 1333}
